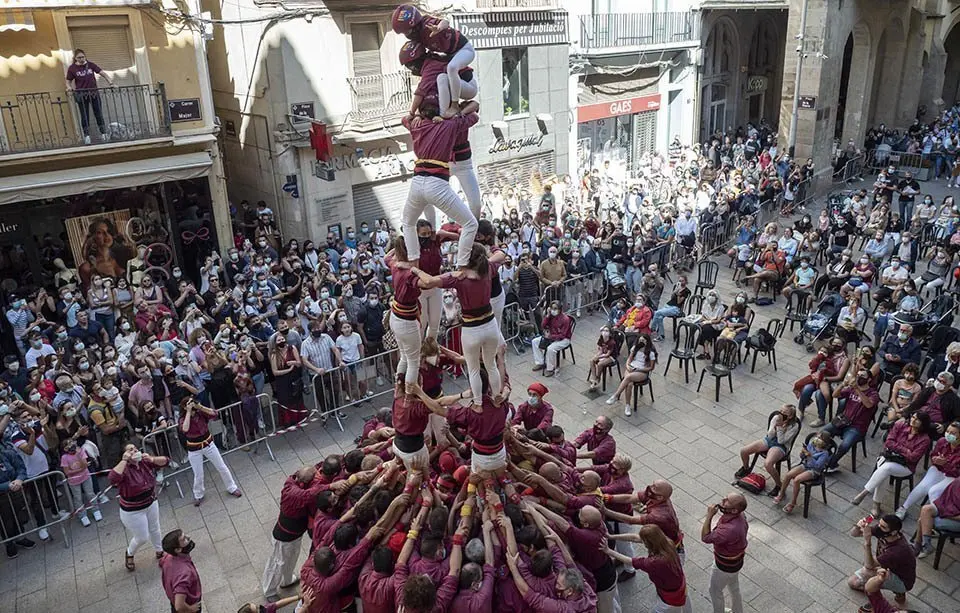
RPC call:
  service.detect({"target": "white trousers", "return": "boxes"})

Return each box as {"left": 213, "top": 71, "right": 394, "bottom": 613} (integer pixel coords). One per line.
{"left": 403, "top": 175, "right": 477, "bottom": 268}
{"left": 440, "top": 44, "right": 476, "bottom": 110}
{"left": 597, "top": 583, "right": 622, "bottom": 613}
{"left": 471, "top": 448, "right": 507, "bottom": 473}
{"left": 436, "top": 74, "right": 479, "bottom": 116}
{"left": 261, "top": 536, "right": 302, "bottom": 597}
{"left": 709, "top": 565, "right": 742, "bottom": 613}
{"left": 392, "top": 440, "right": 430, "bottom": 472}
{"left": 120, "top": 499, "right": 162, "bottom": 556}
{"left": 491, "top": 290, "right": 506, "bottom": 333}
{"left": 461, "top": 319, "right": 502, "bottom": 401}
{"left": 420, "top": 287, "right": 443, "bottom": 340}
{"left": 532, "top": 337, "right": 571, "bottom": 371}
{"left": 391, "top": 315, "right": 422, "bottom": 386}
{"left": 451, "top": 157, "right": 482, "bottom": 219}
{"left": 188, "top": 444, "right": 238, "bottom": 501}
{"left": 653, "top": 596, "right": 693, "bottom": 613}
{"left": 864, "top": 458, "right": 913, "bottom": 502}
{"left": 901, "top": 466, "right": 955, "bottom": 510}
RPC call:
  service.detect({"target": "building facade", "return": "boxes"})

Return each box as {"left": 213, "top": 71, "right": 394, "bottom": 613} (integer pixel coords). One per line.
{"left": 206, "top": 0, "right": 569, "bottom": 238}
{"left": 0, "top": 0, "right": 228, "bottom": 348}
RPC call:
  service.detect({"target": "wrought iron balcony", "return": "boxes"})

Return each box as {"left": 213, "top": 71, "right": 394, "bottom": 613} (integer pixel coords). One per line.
{"left": 476, "top": 0, "right": 556, "bottom": 8}
{"left": 0, "top": 83, "right": 172, "bottom": 156}
{"left": 580, "top": 12, "right": 701, "bottom": 53}
{"left": 346, "top": 71, "right": 414, "bottom": 130}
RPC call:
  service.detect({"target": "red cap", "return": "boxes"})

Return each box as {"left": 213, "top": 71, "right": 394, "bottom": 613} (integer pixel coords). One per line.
{"left": 527, "top": 382, "right": 548, "bottom": 397}
{"left": 387, "top": 531, "right": 406, "bottom": 556}
{"left": 438, "top": 450, "right": 457, "bottom": 474}
{"left": 398, "top": 41, "right": 426, "bottom": 67}
{"left": 437, "top": 474, "right": 458, "bottom": 490}
{"left": 453, "top": 465, "right": 469, "bottom": 485}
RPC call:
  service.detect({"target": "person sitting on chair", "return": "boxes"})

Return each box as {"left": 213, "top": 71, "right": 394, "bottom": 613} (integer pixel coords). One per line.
{"left": 780, "top": 256, "right": 816, "bottom": 309}
{"left": 904, "top": 371, "right": 960, "bottom": 435}
{"left": 734, "top": 404, "right": 801, "bottom": 498}
{"left": 742, "top": 241, "right": 785, "bottom": 303}
{"left": 873, "top": 256, "right": 910, "bottom": 304}
{"left": 649, "top": 276, "right": 690, "bottom": 343}
{"left": 878, "top": 324, "right": 921, "bottom": 381}
{"left": 532, "top": 300, "right": 573, "bottom": 378}
{"left": 616, "top": 294, "right": 653, "bottom": 349}
{"left": 606, "top": 334, "right": 657, "bottom": 417}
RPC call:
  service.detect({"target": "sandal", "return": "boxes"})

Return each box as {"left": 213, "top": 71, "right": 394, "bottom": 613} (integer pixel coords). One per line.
{"left": 772, "top": 493, "right": 785, "bottom": 504}
{"left": 782, "top": 503, "right": 796, "bottom": 514}
{"left": 125, "top": 553, "right": 135, "bottom": 571}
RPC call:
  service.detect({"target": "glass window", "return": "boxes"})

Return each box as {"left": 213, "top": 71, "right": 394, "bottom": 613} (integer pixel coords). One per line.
{"left": 502, "top": 48, "right": 529, "bottom": 117}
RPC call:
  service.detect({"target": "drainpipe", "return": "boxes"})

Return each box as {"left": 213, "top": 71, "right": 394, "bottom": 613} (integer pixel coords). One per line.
{"left": 787, "top": 0, "right": 810, "bottom": 158}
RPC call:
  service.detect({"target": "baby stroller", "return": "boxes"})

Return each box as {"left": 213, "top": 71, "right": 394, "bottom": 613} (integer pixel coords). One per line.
{"left": 795, "top": 292, "right": 845, "bottom": 351}
{"left": 892, "top": 293, "right": 956, "bottom": 345}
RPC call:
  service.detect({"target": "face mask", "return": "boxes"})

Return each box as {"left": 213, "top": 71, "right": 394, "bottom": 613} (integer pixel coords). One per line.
{"left": 601, "top": 330, "right": 610, "bottom": 339}
{"left": 368, "top": 298, "right": 379, "bottom": 306}
{"left": 79, "top": 361, "right": 89, "bottom": 371}
{"left": 121, "top": 322, "right": 131, "bottom": 332}
{"left": 736, "top": 296, "right": 745, "bottom": 304}
{"left": 30, "top": 339, "right": 42, "bottom": 349}
{"left": 130, "top": 451, "right": 143, "bottom": 463}
{"left": 29, "top": 392, "right": 41, "bottom": 403}
{"left": 550, "top": 308, "right": 560, "bottom": 316}
{"left": 800, "top": 262, "right": 808, "bottom": 269}
{"left": 898, "top": 332, "right": 908, "bottom": 342}
{"left": 548, "top": 251, "right": 557, "bottom": 259}
{"left": 860, "top": 258, "right": 869, "bottom": 265}
{"left": 64, "top": 407, "right": 77, "bottom": 418}
{"left": 247, "top": 297, "right": 257, "bottom": 304}
{"left": 528, "top": 395, "right": 539, "bottom": 406}
{"left": 311, "top": 330, "right": 324, "bottom": 339}
{"left": 74, "top": 343, "right": 85, "bottom": 352}
{"left": 285, "top": 309, "right": 295, "bottom": 317}
{"left": 63, "top": 292, "right": 73, "bottom": 301}
{"left": 347, "top": 232, "right": 356, "bottom": 239}
{"left": 444, "top": 296, "right": 454, "bottom": 305}
{"left": 708, "top": 296, "right": 717, "bottom": 304}
{"left": 946, "top": 433, "right": 958, "bottom": 444}
{"left": 173, "top": 270, "right": 182, "bottom": 279}
{"left": 841, "top": 255, "right": 850, "bottom": 261}
{"left": 320, "top": 290, "right": 330, "bottom": 300}
{"left": 0, "top": 404, "right": 7, "bottom": 416}
{"left": 935, "top": 381, "right": 947, "bottom": 392}
{"left": 891, "top": 261, "right": 900, "bottom": 269}
{"left": 6, "top": 363, "right": 18, "bottom": 374}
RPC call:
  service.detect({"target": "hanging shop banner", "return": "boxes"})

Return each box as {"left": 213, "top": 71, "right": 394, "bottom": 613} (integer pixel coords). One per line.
{"left": 452, "top": 10, "right": 569, "bottom": 49}
{"left": 65, "top": 209, "right": 135, "bottom": 283}
{"left": 577, "top": 94, "right": 662, "bottom": 124}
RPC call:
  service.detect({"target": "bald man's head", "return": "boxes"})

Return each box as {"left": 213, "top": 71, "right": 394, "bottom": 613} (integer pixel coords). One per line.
{"left": 723, "top": 492, "right": 747, "bottom": 514}
{"left": 539, "top": 462, "right": 561, "bottom": 484}
{"left": 579, "top": 505, "right": 602, "bottom": 527}
{"left": 580, "top": 471, "right": 600, "bottom": 492}
{"left": 651, "top": 479, "right": 673, "bottom": 500}
{"left": 295, "top": 465, "right": 317, "bottom": 485}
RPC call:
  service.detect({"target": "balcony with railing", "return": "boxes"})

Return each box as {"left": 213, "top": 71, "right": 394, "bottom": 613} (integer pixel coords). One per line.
{"left": 346, "top": 71, "right": 414, "bottom": 131}
{"left": 475, "top": 0, "right": 556, "bottom": 8}
{"left": 579, "top": 12, "right": 701, "bottom": 54}
{"left": 0, "top": 83, "right": 172, "bottom": 156}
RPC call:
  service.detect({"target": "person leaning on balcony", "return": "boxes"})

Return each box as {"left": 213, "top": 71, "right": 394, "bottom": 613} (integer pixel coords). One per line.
{"left": 65, "top": 49, "right": 114, "bottom": 143}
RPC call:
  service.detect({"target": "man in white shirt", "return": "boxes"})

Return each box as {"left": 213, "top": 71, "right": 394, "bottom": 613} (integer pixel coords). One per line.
{"left": 674, "top": 208, "right": 698, "bottom": 251}
{"left": 873, "top": 256, "right": 910, "bottom": 303}
{"left": 24, "top": 332, "right": 55, "bottom": 370}
{"left": 300, "top": 322, "right": 341, "bottom": 418}
{"left": 777, "top": 227, "right": 800, "bottom": 264}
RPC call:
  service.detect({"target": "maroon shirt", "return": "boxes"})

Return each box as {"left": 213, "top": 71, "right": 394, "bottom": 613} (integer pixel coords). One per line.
{"left": 393, "top": 563, "right": 459, "bottom": 613}
{"left": 440, "top": 270, "right": 491, "bottom": 313}
{"left": 884, "top": 420, "right": 931, "bottom": 471}
{"left": 835, "top": 385, "right": 880, "bottom": 433}
{"left": 634, "top": 495, "right": 682, "bottom": 545}
{"left": 109, "top": 458, "right": 160, "bottom": 511}
{"left": 359, "top": 560, "right": 395, "bottom": 613}
{"left": 573, "top": 428, "right": 616, "bottom": 465}
{"left": 548, "top": 440, "right": 577, "bottom": 466}
{"left": 594, "top": 464, "right": 633, "bottom": 514}
{"left": 419, "top": 236, "right": 445, "bottom": 275}
{"left": 540, "top": 313, "right": 574, "bottom": 341}
{"left": 310, "top": 511, "right": 338, "bottom": 552}
{"left": 522, "top": 585, "right": 597, "bottom": 613}
{"left": 418, "top": 15, "right": 468, "bottom": 56}
{"left": 415, "top": 55, "right": 447, "bottom": 105}
{"left": 867, "top": 591, "right": 897, "bottom": 613}
{"left": 493, "top": 541, "right": 525, "bottom": 613}
{"left": 403, "top": 113, "right": 479, "bottom": 179}
{"left": 702, "top": 513, "right": 749, "bottom": 572}
{"left": 876, "top": 535, "right": 916, "bottom": 591}
{"left": 274, "top": 474, "right": 328, "bottom": 541}
{"left": 511, "top": 400, "right": 554, "bottom": 430}
{"left": 931, "top": 438, "right": 960, "bottom": 478}
{"left": 160, "top": 553, "right": 202, "bottom": 607}
{"left": 518, "top": 545, "right": 565, "bottom": 597}
{"left": 450, "top": 565, "right": 494, "bottom": 613}
{"left": 631, "top": 555, "right": 687, "bottom": 606}
{"left": 409, "top": 550, "right": 450, "bottom": 585}
{"left": 179, "top": 409, "right": 211, "bottom": 442}
{"left": 934, "top": 477, "right": 960, "bottom": 518}
{"left": 388, "top": 259, "right": 422, "bottom": 317}
{"left": 392, "top": 395, "right": 431, "bottom": 438}
{"left": 563, "top": 523, "right": 608, "bottom": 573}
{"left": 300, "top": 538, "right": 373, "bottom": 613}
{"left": 66, "top": 61, "right": 102, "bottom": 90}
{"left": 448, "top": 396, "right": 508, "bottom": 451}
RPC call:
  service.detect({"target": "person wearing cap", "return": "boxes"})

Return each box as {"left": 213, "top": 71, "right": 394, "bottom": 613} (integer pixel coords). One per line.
{"left": 532, "top": 301, "right": 573, "bottom": 378}
{"left": 511, "top": 382, "right": 553, "bottom": 430}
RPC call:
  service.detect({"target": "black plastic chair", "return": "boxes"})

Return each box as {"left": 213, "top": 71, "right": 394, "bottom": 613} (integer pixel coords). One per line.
{"left": 663, "top": 320, "right": 700, "bottom": 384}
{"left": 782, "top": 288, "right": 812, "bottom": 336}
{"left": 600, "top": 330, "right": 624, "bottom": 393}
{"left": 695, "top": 260, "right": 720, "bottom": 297}
{"left": 631, "top": 375, "right": 655, "bottom": 409}
{"left": 697, "top": 338, "right": 738, "bottom": 402}
{"left": 800, "top": 432, "right": 836, "bottom": 518}
{"left": 887, "top": 440, "right": 930, "bottom": 509}
{"left": 933, "top": 529, "right": 960, "bottom": 570}
{"left": 748, "top": 410, "right": 797, "bottom": 473}
{"left": 557, "top": 317, "right": 577, "bottom": 367}
{"left": 671, "top": 294, "right": 704, "bottom": 340}
{"left": 745, "top": 319, "right": 783, "bottom": 373}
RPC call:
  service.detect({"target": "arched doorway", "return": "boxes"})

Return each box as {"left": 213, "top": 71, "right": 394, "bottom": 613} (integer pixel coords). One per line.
{"left": 746, "top": 19, "right": 780, "bottom": 126}
{"left": 700, "top": 18, "right": 739, "bottom": 141}
{"left": 943, "top": 25, "right": 960, "bottom": 107}
{"left": 838, "top": 23, "right": 873, "bottom": 147}
{"left": 867, "top": 20, "right": 906, "bottom": 129}
{"left": 835, "top": 34, "right": 854, "bottom": 139}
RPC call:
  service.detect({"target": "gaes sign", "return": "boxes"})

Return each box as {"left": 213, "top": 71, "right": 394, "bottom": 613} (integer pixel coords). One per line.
{"left": 577, "top": 94, "right": 662, "bottom": 123}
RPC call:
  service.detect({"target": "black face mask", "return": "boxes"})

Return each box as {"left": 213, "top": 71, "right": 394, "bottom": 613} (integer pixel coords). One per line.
{"left": 311, "top": 330, "right": 323, "bottom": 338}
{"left": 181, "top": 539, "right": 196, "bottom": 555}
{"left": 419, "top": 236, "right": 431, "bottom": 247}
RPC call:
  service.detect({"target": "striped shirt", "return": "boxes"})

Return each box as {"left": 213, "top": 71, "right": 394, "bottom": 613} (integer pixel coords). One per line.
{"left": 5, "top": 308, "right": 33, "bottom": 341}
{"left": 300, "top": 334, "right": 336, "bottom": 371}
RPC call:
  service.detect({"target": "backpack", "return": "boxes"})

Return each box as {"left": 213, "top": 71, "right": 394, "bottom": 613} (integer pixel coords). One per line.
{"left": 755, "top": 296, "right": 774, "bottom": 306}
{"left": 748, "top": 328, "right": 777, "bottom": 351}
{"left": 736, "top": 472, "right": 766, "bottom": 494}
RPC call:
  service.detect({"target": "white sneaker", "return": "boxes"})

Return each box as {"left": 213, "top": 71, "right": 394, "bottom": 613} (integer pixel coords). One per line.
{"left": 624, "top": 405, "right": 632, "bottom": 417}
{"left": 376, "top": 376, "right": 385, "bottom": 385}
{"left": 55, "top": 510, "right": 70, "bottom": 520}
{"left": 92, "top": 510, "right": 103, "bottom": 522}
{"left": 82, "top": 135, "right": 91, "bottom": 145}
{"left": 895, "top": 507, "right": 907, "bottom": 520}
{"left": 79, "top": 515, "right": 91, "bottom": 527}
{"left": 38, "top": 528, "right": 50, "bottom": 541}
{"left": 97, "top": 493, "right": 110, "bottom": 504}
{"left": 605, "top": 396, "right": 617, "bottom": 405}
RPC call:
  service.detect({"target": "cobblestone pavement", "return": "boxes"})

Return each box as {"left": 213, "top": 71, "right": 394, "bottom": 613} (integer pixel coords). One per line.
{"left": 4, "top": 182, "right": 960, "bottom": 612}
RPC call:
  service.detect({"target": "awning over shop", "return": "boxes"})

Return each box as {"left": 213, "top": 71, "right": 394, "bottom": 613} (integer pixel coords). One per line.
{"left": 0, "top": 9, "right": 35, "bottom": 32}
{"left": 0, "top": 151, "right": 212, "bottom": 205}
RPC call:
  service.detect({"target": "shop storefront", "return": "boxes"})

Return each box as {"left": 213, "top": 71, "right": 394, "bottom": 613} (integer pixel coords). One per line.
{"left": 577, "top": 93, "right": 661, "bottom": 176}
{"left": 0, "top": 151, "right": 221, "bottom": 350}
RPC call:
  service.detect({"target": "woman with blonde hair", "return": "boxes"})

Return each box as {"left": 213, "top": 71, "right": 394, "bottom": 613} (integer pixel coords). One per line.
{"left": 604, "top": 524, "right": 692, "bottom": 612}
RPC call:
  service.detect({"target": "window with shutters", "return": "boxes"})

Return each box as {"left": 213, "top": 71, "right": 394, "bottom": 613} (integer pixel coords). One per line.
{"left": 67, "top": 15, "right": 137, "bottom": 86}
{"left": 502, "top": 48, "right": 529, "bottom": 117}
{"left": 349, "top": 22, "right": 392, "bottom": 123}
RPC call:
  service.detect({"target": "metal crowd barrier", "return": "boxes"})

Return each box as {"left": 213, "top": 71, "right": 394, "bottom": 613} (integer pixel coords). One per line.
{"left": 310, "top": 348, "right": 399, "bottom": 432}
{"left": 140, "top": 393, "right": 277, "bottom": 498}
{"left": 834, "top": 153, "right": 865, "bottom": 184}
{"left": 863, "top": 148, "right": 939, "bottom": 181}
{"left": 0, "top": 470, "right": 71, "bottom": 549}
